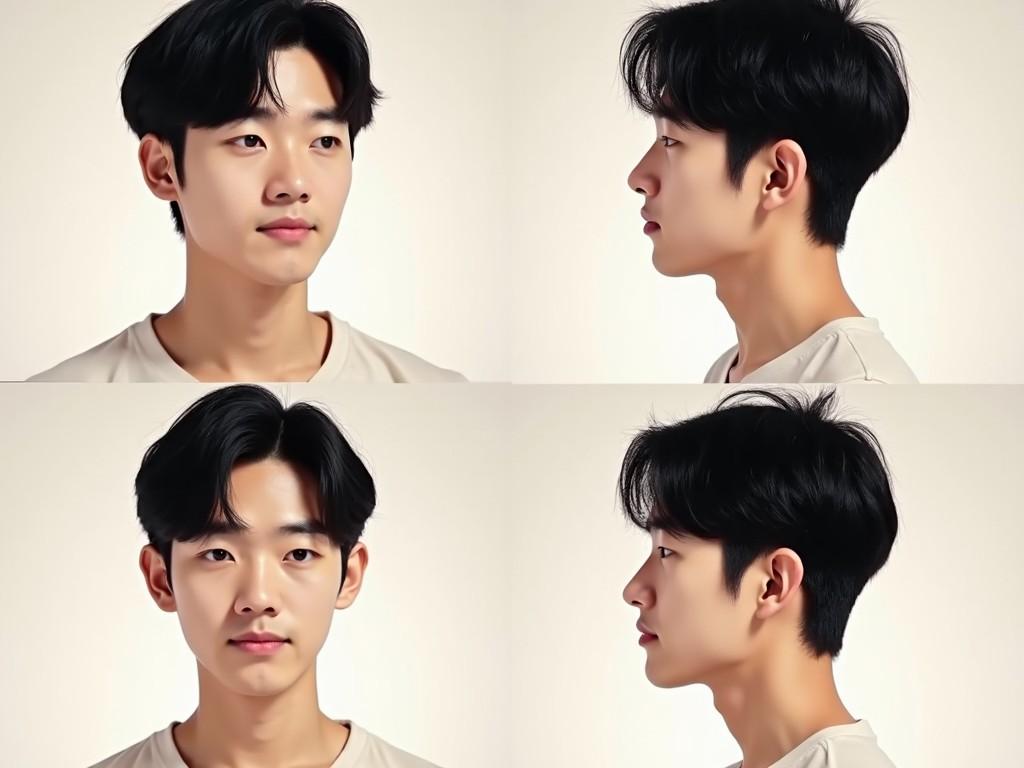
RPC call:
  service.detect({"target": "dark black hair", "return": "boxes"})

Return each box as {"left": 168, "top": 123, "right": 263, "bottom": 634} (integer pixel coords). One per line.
{"left": 619, "top": 388, "right": 897, "bottom": 657}
{"left": 620, "top": 0, "right": 910, "bottom": 248}
{"left": 136, "top": 384, "right": 376, "bottom": 589}
{"left": 121, "top": 0, "right": 382, "bottom": 237}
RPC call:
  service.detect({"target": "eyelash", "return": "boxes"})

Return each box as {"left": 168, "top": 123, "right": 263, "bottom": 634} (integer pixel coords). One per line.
{"left": 231, "top": 135, "right": 342, "bottom": 150}
{"left": 656, "top": 546, "right": 674, "bottom": 559}
{"left": 659, "top": 136, "right": 679, "bottom": 148}
{"left": 200, "top": 548, "right": 321, "bottom": 563}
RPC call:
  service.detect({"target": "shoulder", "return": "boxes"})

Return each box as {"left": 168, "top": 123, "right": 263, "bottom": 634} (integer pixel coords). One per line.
{"left": 343, "top": 723, "right": 443, "bottom": 768}
{"left": 828, "top": 318, "right": 918, "bottom": 384}
{"left": 86, "top": 726, "right": 178, "bottom": 768}
{"left": 704, "top": 345, "right": 738, "bottom": 383}
{"left": 27, "top": 320, "right": 146, "bottom": 382}
{"left": 341, "top": 321, "right": 467, "bottom": 383}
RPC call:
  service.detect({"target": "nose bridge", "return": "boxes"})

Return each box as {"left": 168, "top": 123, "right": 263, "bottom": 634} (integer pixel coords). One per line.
{"left": 623, "top": 557, "right": 654, "bottom": 607}
{"left": 234, "top": 549, "right": 278, "bottom": 615}
{"left": 628, "top": 143, "right": 659, "bottom": 196}
{"left": 266, "top": 134, "right": 309, "bottom": 200}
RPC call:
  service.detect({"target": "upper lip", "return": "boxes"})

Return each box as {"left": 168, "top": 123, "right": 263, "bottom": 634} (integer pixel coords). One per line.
{"left": 640, "top": 209, "right": 659, "bottom": 225}
{"left": 258, "top": 217, "right": 314, "bottom": 230}
{"left": 230, "top": 631, "right": 287, "bottom": 643}
{"left": 637, "top": 619, "right": 657, "bottom": 636}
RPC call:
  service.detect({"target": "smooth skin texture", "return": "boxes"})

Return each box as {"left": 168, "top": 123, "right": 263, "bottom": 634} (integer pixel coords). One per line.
{"left": 138, "top": 47, "right": 352, "bottom": 382}
{"left": 623, "top": 530, "right": 855, "bottom": 768}
{"left": 628, "top": 120, "right": 862, "bottom": 382}
{"left": 140, "top": 458, "right": 368, "bottom": 768}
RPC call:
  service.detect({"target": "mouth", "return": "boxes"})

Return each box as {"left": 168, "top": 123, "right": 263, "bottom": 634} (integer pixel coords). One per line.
{"left": 640, "top": 210, "right": 661, "bottom": 236}
{"left": 637, "top": 620, "right": 659, "bottom": 646}
{"left": 257, "top": 219, "right": 316, "bottom": 243}
{"left": 228, "top": 632, "right": 290, "bottom": 655}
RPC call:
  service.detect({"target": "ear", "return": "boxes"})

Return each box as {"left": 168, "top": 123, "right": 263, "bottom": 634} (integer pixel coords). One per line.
{"left": 139, "top": 545, "right": 177, "bottom": 613}
{"left": 336, "top": 542, "right": 368, "bottom": 610}
{"left": 760, "top": 139, "right": 808, "bottom": 213}
{"left": 138, "top": 133, "right": 181, "bottom": 203}
{"left": 753, "top": 547, "right": 804, "bottom": 621}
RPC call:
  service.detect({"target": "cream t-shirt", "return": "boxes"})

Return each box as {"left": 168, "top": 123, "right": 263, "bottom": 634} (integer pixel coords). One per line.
{"left": 28, "top": 313, "right": 465, "bottom": 383}
{"left": 704, "top": 317, "right": 917, "bottom": 384}
{"left": 724, "top": 720, "right": 896, "bottom": 768}
{"left": 88, "top": 720, "right": 440, "bottom": 768}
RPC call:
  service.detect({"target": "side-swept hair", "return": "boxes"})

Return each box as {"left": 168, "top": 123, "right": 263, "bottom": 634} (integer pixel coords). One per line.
{"left": 619, "top": 388, "right": 897, "bottom": 656}
{"left": 121, "top": 0, "right": 382, "bottom": 236}
{"left": 621, "top": 0, "right": 910, "bottom": 247}
{"left": 136, "top": 384, "right": 376, "bottom": 587}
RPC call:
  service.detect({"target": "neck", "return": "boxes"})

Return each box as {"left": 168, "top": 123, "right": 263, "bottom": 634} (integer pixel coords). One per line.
{"left": 711, "top": 234, "right": 861, "bottom": 380}
{"left": 174, "top": 662, "right": 347, "bottom": 768}
{"left": 709, "top": 646, "right": 855, "bottom": 768}
{"left": 153, "top": 243, "right": 330, "bottom": 381}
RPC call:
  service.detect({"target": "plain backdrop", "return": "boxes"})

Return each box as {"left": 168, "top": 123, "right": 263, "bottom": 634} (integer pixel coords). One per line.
{"left": 0, "top": 384, "right": 510, "bottom": 768}
{"left": 0, "top": 0, "right": 510, "bottom": 382}
{"left": 1, "top": 384, "right": 1022, "bottom": 767}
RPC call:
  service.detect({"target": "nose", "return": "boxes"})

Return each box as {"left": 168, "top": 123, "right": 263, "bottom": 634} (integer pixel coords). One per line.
{"left": 233, "top": 555, "right": 279, "bottom": 616}
{"left": 265, "top": 142, "right": 311, "bottom": 204}
{"left": 622, "top": 563, "right": 653, "bottom": 608}
{"left": 627, "top": 144, "right": 659, "bottom": 198}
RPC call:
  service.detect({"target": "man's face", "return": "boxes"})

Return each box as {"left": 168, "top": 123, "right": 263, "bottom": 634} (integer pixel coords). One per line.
{"left": 171, "top": 46, "right": 353, "bottom": 286}
{"left": 156, "top": 459, "right": 361, "bottom": 697}
{"left": 627, "top": 119, "right": 764, "bottom": 277}
{"left": 622, "top": 530, "right": 761, "bottom": 688}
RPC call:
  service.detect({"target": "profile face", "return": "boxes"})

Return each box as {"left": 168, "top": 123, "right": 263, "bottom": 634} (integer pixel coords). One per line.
{"left": 622, "top": 530, "right": 758, "bottom": 688}
{"left": 627, "top": 119, "right": 760, "bottom": 277}
{"left": 159, "top": 458, "right": 360, "bottom": 697}
{"left": 169, "top": 46, "right": 353, "bottom": 287}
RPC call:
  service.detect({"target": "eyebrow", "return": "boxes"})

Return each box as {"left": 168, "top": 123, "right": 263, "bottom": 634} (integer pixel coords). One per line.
{"left": 246, "top": 106, "right": 347, "bottom": 125}
{"left": 197, "top": 519, "right": 332, "bottom": 540}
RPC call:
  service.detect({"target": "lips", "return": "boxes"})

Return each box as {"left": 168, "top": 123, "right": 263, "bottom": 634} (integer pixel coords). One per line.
{"left": 230, "top": 632, "right": 287, "bottom": 644}
{"left": 637, "top": 619, "right": 658, "bottom": 645}
{"left": 641, "top": 210, "right": 661, "bottom": 235}
{"left": 257, "top": 217, "right": 314, "bottom": 231}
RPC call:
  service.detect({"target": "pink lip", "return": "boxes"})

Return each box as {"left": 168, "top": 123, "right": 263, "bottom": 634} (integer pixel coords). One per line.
{"left": 643, "top": 221, "right": 661, "bottom": 235}
{"left": 259, "top": 227, "right": 312, "bottom": 243}
{"left": 639, "top": 633, "right": 658, "bottom": 646}
{"left": 230, "top": 639, "right": 287, "bottom": 655}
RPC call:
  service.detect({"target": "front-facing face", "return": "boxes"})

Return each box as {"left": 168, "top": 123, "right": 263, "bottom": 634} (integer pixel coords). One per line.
{"left": 627, "top": 119, "right": 765, "bottom": 277}
{"left": 622, "top": 530, "right": 762, "bottom": 688}
{"left": 143, "top": 458, "right": 365, "bottom": 698}
{"left": 159, "top": 46, "right": 354, "bottom": 287}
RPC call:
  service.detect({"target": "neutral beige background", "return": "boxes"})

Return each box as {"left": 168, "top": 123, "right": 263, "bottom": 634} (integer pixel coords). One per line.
{"left": 1, "top": 384, "right": 1022, "bottom": 767}
{"left": 502, "top": 0, "right": 1024, "bottom": 382}
{"left": 0, "top": 384, "right": 510, "bottom": 768}
{"left": 503, "top": 385, "right": 1023, "bottom": 766}
{"left": 0, "top": 0, "right": 509, "bottom": 382}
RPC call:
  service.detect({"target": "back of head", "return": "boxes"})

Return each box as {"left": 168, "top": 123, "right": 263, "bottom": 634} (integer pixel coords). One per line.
{"left": 621, "top": 0, "right": 910, "bottom": 247}
{"left": 619, "top": 388, "right": 898, "bottom": 656}
{"left": 120, "top": 0, "right": 381, "bottom": 235}
{"left": 135, "top": 384, "right": 376, "bottom": 582}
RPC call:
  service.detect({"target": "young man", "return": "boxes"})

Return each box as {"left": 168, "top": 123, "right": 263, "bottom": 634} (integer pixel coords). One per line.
{"left": 621, "top": 0, "right": 917, "bottom": 383}
{"left": 91, "top": 385, "right": 441, "bottom": 767}
{"left": 32, "top": 0, "right": 464, "bottom": 383}
{"left": 620, "top": 389, "right": 899, "bottom": 767}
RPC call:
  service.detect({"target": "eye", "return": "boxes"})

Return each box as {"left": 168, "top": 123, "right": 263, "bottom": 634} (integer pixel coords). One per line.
{"left": 201, "top": 548, "right": 234, "bottom": 562}
{"left": 656, "top": 546, "right": 674, "bottom": 559}
{"left": 230, "top": 134, "right": 265, "bottom": 149}
{"left": 313, "top": 136, "right": 342, "bottom": 150}
{"left": 287, "top": 549, "right": 321, "bottom": 563}
{"left": 659, "top": 135, "right": 679, "bottom": 148}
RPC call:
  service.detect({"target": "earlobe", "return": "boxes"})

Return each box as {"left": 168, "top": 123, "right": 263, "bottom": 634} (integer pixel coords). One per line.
{"left": 138, "top": 134, "right": 179, "bottom": 202}
{"left": 761, "top": 139, "right": 807, "bottom": 211}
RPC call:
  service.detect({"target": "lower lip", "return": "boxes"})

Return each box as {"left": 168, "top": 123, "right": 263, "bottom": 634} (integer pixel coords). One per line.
{"left": 643, "top": 222, "right": 661, "bottom": 235}
{"left": 639, "top": 633, "right": 658, "bottom": 646}
{"left": 258, "top": 227, "right": 313, "bottom": 242}
{"left": 230, "top": 640, "right": 287, "bottom": 655}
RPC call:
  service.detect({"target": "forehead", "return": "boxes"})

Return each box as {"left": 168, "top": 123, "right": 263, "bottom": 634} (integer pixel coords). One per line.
{"left": 261, "top": 46, "right": 343, "bottom": 110}
{"left": 221, "top": 459, "right": 321, "bottom": 529}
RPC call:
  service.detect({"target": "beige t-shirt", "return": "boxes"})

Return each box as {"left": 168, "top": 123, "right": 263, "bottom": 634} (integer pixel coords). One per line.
{"left": 88, "top": 720, "right": 440, "bottom": 768}
{"left": 28, "top": 313, "right": 465, "bottom": 383}
{"left": 704, "top": 317, "right": 917, "bottom": 384}
{"left": 724, "top": 720, "right": 896, "bottom": 768}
